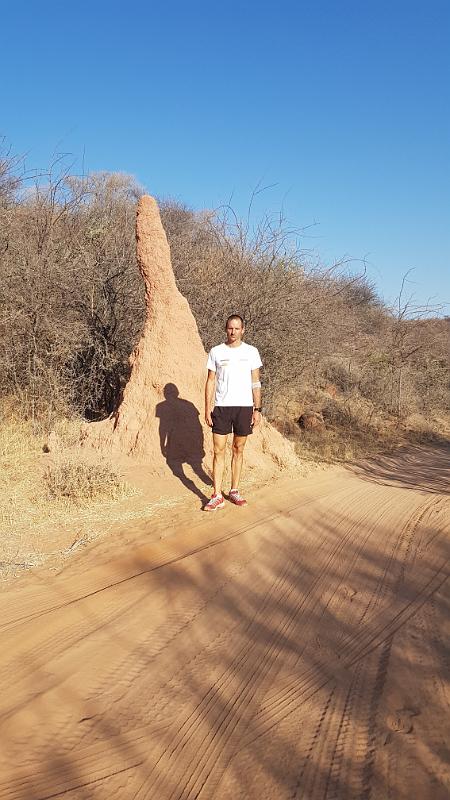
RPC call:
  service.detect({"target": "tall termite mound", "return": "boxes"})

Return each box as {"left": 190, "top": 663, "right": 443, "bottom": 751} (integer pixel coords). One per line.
{"left": 81, "top": 195, "right": 298, "bottom": 478}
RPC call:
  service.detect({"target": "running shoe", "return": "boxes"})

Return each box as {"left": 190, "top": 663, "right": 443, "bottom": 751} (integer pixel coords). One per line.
{"left": 228, "top": 490, "right": 247, "bottom": 506}
{"left": 204, "top": 493, "right": 225, "bottom": 512}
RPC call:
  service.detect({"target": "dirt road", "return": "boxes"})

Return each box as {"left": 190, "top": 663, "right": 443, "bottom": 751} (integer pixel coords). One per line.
{"left": 1, "top": 444, "right": 449, "bottom": 799}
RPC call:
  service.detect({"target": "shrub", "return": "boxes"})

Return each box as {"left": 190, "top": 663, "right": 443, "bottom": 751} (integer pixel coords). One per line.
{"left": 0, "top": 146, "right": 448, "bottom": 439}
{"left": 44, "top": 457, "right": 126, "bottom": 503}
{"left": 320, "top": 358, "right": 360, "bottom": 394}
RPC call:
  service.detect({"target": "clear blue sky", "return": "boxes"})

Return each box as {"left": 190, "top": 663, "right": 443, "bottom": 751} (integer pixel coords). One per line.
{"left": 2, "top": 0, "right": 449, "bottom": 311}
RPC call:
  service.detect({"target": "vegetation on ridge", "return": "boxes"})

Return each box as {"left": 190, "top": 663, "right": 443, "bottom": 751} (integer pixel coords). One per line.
{"left": 0, "top": 144, "right": 448, "bottom": 576}
{"left": 0, "top": 145, "right": 448, "bottom": 454}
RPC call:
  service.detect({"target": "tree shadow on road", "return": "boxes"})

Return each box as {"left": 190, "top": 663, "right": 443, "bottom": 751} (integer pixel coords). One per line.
{"left": 2, "top": 457, "right": 449, "bottom": 799}
{"left": 347, "top": 441, "right": 450, "bottom": 495}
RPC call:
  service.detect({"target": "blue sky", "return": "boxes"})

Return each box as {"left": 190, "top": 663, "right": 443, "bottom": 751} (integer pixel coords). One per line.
{"left": 2, "top": 0, "right": 449, "bottom": 310}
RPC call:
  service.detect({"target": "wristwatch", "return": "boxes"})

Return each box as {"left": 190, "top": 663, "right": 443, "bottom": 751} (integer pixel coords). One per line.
{"left": 253, "top": 407, "right": 262, "bottom": 412}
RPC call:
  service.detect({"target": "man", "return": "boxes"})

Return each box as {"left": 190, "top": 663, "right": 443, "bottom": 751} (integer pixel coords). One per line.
{"left": 204, "top": 314, "right": 262, "bottom": 510}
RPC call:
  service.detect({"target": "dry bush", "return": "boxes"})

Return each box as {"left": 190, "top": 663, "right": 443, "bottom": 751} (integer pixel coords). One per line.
{"left": 295, "top": 429, "right": 355, "bottom": 463}
{"left": 44, "top": 456, "right": 126, "bottom": 503}
{"left": 0, "top": 411, "right": 127, "bottom": 530}
{"left": 165, "top": 197, "right": 448, "bottom": 445}
{"left": 163, "top": 198, "right": 378, "bottom": 414}
{"left": 0, "top": 411, "right": 140, "bottom": 580}
{"left": 0, "top": 163, "right": 145, "bottom": 422}
{"left": 272, "top": 385, "right": 401, "bottom": 464}
{"left": 0, "top": 146, "right": 448, "bottom": 460}
{"left": 320, "top": 358, "right": 361, "bottom": 394}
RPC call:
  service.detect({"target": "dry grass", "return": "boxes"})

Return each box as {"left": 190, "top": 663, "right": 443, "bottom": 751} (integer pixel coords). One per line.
{"left": 44, "top": 458, "right": 127, "bottom": 503}
{"left": 0, "top": 416, "right": 142, "bottom": 580}
{"left": 1, "top": 402, "right": 447, "bottom": 579}
{"left": 0, "top": 418, "right": 42, "bottom": 528}
{"left": 273, "top": 390, "right": 449, "bottom": 465}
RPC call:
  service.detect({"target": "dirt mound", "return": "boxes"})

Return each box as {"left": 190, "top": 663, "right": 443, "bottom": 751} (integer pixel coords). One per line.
{"left": 80, "top": 195, "right": 298, "bottom": 478}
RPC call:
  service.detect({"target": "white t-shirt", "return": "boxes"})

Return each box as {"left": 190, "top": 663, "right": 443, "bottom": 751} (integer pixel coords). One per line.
{"left": 206, "top": 342, "right": 263, "bottom": 407}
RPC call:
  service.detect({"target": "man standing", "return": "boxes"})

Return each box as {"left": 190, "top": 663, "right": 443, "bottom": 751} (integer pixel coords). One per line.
{"left": 204, "top": 314, "right": 262, "bottom": 510}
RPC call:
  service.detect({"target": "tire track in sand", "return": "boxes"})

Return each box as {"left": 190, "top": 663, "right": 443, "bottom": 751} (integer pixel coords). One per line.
{"left": 234, "top": 497, "right": 448, "bottom": 800}
{"left": 131, "top": 490, "right": 395, "bottom": 799}
{"left": 1, "top": 458, "right": 448, "bottom": 800}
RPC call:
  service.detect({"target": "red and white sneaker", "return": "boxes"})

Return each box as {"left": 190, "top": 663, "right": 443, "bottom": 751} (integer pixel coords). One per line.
{"left": 228, "top": 490, "right": 247, "bottom": 506}
{"left": 204, "top": 493, "right": 225, "bottom": 512}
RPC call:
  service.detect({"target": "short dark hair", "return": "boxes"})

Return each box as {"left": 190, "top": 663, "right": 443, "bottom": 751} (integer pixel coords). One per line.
{"left": 225, "top": 314, "right": 245, "bottom": 328}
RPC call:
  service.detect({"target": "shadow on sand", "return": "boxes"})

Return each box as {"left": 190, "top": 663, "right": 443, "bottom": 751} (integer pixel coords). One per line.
{"left": 347, "top": 441, "right": 450, "bottom": 495}
{"left": 155, "top": 383, "right": 212, "bottom": 502}
{"left": 5, "top": 461, "right": 449, "bottom": 799}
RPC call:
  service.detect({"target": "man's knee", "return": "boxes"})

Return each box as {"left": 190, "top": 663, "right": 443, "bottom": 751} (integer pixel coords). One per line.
{"left": 213, "top": 440, "right": 227, "bottom": 457}
{"left": 232, "top": 438, "right": 246, "bottom": 456}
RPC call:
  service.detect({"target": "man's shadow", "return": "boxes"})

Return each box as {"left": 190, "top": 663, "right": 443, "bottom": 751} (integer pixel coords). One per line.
{"left": 156, "top": 384, "right": 212, "bottom": 502}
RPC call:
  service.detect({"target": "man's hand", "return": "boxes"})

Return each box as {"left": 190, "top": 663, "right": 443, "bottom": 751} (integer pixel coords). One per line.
{"left": 252, "top": 409, "right": 262, "bottom": 427}
{"left": 205, "top": 410, "right": 213, "bottom": 427}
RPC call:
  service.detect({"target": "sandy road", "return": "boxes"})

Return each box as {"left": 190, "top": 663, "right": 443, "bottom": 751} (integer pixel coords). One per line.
{"left": 0, "top": 444, "right": 449, "bottom": 799}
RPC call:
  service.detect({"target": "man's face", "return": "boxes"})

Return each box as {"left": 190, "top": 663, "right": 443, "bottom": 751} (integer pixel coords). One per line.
{"left": 226, "top": 319, "right": 244, "bottom": 344}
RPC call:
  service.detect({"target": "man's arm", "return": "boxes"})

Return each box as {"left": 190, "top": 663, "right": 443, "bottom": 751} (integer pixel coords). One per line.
{"left": 158, "top": 417, "right": 168, "bottom": 456}
{"left": 205, "top": 369, "right": 216, "bottom": 427}
{"left": 251, "top": 368, "right": 262, "bottom": 427}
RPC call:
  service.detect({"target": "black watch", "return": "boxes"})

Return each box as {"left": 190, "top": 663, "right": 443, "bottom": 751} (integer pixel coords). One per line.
{"left": 253, "top": 407, "right": 262, "bottom": 412}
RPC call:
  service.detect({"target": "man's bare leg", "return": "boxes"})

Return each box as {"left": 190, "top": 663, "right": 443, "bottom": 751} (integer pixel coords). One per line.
{"left": 212, "top": 433, "right": 227, "bottom": 495}
{"left": 231, "top": 434, "right": 247, "bottom": 491}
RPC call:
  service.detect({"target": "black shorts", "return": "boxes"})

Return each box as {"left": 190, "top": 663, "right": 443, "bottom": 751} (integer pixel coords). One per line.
{"left": 211, "top": 406, "right": 253, "bottom": 437}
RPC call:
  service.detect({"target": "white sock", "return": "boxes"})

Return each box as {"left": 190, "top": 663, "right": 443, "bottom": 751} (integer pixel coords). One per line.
{"left": 230, "top": 488, "right": 238, "bottom": 493}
